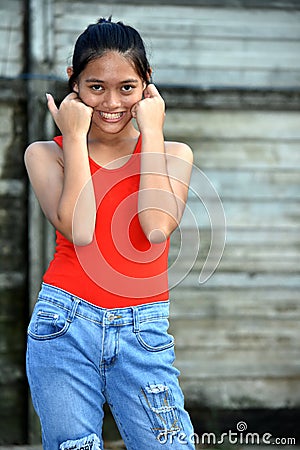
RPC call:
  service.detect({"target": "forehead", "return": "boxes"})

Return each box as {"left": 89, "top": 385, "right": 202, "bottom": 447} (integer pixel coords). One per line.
{"left": 81, "top": 51, "right": 141, "bottom": 82}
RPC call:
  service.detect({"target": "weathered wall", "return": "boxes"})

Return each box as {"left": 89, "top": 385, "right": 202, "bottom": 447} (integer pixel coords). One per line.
{"left": 166, "top": 109, "right": 300, "bottom": 409}
{"left": 0, "top": 0, "right": 299, "bottom": 444}
{"left": 0, "top": 0, "right": 24, "bottom": 78}
{"left": 0, "top": 83, "right": 28, "bottom": 443}
{"left": 50, "top": 0, "right": 300, "bottom": 438}
{"left": 52, "top": 1, "right": 300, "bottom": 89}
{"left": 0, "top": 0, "right": 29, "bottom": 445}
{"left": 51, "top": 0, "right": 300, "bottom": 407}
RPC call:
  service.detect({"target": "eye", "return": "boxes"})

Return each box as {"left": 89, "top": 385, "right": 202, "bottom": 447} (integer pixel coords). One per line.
{"left": 121, "top": 85, "right": 135, "bottom": 93}
{"left": 91, "top": 85, "right": 103, "bottom": 91}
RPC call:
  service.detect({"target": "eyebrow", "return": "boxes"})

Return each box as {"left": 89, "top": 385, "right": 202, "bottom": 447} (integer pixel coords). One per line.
{"left": 85, "top": 78, "right": 139, "bottom": 84}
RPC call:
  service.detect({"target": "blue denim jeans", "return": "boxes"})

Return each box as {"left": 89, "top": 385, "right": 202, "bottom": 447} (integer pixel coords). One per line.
{"left": 26, "top": 283, "right": 195, "bottom": 450}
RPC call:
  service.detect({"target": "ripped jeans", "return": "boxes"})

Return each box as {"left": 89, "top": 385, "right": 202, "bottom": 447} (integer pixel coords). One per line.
{"left": 26, "top": 283, "right": 195, "bottom": 450}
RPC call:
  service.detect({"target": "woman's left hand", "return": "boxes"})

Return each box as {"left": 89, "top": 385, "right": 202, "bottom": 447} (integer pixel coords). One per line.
{"left": 131, "top": 84, "right": 165, "bottom": 134}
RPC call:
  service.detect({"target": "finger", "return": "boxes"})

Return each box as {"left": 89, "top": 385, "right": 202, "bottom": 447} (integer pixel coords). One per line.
{"left": 143, "top": 83, "right": 160, "bottom": 99}
{"left": 67, "top": 92, "right": 79, "bottom": 100}
{"left": 46, "top": 93, "right": 58, "bottom": 116}
{"left": 67, "top": 92, "right": 93, "bottom": 113}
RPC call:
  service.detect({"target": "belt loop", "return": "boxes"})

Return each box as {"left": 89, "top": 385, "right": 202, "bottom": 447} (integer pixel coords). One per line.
{"left": 67, "top": 297, "right": 81, "bottom": 323}
{"left": 132, "top": 307, "right": 139, "bottom": 333}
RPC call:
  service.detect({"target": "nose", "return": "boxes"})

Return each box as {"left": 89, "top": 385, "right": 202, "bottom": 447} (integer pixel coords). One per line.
{"left": 102, "top": 90, "right": 122, "bottom": 110}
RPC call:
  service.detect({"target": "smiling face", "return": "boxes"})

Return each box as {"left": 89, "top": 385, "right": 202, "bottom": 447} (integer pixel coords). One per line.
{"left": 71, "top": 51, "right": 146, "bottom": 136}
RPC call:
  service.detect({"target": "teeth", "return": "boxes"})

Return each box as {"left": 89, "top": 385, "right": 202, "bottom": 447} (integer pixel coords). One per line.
{"left": 100, "top": 111, "right": 123, "bottom": 119}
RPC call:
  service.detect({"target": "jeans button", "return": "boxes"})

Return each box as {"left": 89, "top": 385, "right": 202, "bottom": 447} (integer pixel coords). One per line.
{"left": 107, "top": 313, "right": 115, "bottom": 321}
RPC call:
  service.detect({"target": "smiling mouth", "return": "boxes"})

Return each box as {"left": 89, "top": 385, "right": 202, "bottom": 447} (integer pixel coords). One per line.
{"left": 100, "top": 111, "right": 124, "bottom": 120}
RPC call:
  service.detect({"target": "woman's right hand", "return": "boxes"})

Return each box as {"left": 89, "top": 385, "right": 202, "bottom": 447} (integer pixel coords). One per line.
{"left": 46, "top": 92, "right": 94, "bottom": 137}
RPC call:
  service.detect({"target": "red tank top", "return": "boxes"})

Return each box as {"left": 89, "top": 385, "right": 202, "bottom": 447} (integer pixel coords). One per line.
{"left": 43, "top": 135, "right": 170, "bottom": 307}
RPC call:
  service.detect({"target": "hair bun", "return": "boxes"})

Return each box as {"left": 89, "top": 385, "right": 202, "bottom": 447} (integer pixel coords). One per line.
{"left": 97, "top": 16, "right": 112, "bottom": 25}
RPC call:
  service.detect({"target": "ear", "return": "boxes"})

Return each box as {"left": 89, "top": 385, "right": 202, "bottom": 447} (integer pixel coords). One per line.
{"left": 66, "top": 66, "right": 73, "bottom": 79}
{"left": 142, "top": 68, "right": 153, "bottom": 91}
{"left": 66, "top": 66, "right": 79, "bottom": 93}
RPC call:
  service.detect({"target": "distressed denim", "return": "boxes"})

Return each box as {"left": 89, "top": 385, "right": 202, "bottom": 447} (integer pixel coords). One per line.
{"left": 26, "top": 283, "right": 195, "bottom": 450}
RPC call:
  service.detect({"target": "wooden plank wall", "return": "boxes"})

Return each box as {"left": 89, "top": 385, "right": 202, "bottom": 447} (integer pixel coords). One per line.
{"left": 0, "top": 0, "right": 24, "bottom": 78}
{"left": 0, "top": 0, "right": 299, "bottom": 444}
{"left": 0, "top": 1, "right": 28, "bottom": 444}
{"left": 52, "top": 0, "right": 300, "bottom": 88}
{"left": 166, "top": 110, "right": 300, "bottom": 409}
{"left": 0, "top": 87, "right": 28, "bottom": 444}
{"left": 50, "top": 0, "right": 300, "bottom": 413}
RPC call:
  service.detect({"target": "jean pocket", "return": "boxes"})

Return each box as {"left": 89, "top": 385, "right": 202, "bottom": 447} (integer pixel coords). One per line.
{"left": 135, "top": 317, "right": 175, "bottom": 352}
{"left": 28, "top": 300, "right": 70, "bottom": 340}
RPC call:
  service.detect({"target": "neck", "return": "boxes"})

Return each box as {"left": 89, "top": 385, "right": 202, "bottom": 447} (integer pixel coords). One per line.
{"left": 86, "top": 123, "right": 140, "bottom": 167}
{"left": 88, "top": 123, "right": 139, "bottom": 147}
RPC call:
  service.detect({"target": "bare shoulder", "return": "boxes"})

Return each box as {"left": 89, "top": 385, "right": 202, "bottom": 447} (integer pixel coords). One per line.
{"left": 164, "top": 141, "right": 193, "bottom": 186}
{"left": 24, "top": 140, "right": 65, "bottom": 225}
{"left": 24, "top": 140, "right": 64, "bottom": 169}
{"left": 164, "top": 141, "right": 193, "bottom": 164}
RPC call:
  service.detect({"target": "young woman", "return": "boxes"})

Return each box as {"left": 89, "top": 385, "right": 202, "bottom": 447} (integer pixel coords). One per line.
{"left": 25, "top": 17, "right": 195, "bottom": 450}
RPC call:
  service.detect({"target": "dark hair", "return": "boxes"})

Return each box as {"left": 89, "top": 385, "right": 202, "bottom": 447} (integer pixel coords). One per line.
{"left": 68, "top": 17, "right": 151, "bottom": 91}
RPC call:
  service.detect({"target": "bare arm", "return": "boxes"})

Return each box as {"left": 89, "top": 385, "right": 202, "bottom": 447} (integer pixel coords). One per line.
{"left": 132, "top": 84, "right": 193, "bottom": 243}
{"left": 24, "top": 93, "right": 96, "bottom": 245}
